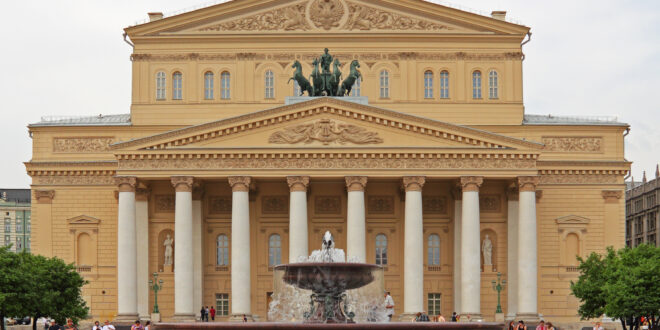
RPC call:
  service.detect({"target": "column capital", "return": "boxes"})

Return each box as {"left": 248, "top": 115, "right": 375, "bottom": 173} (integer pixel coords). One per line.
{"left": 345, "top": 176, "right": 367, "bottom": 192}
{"left": 135, "top": 185, "right": 151, "bottom": 201}
{"left": 601, "top": 190, "right": 622, "bottom": 203}
{"left": 518, "top": 176, "right": 540, "bottom": 192}
{"left": 116, "top": 176, "right": 137, "bottom": 192}
{"left": 402, "top": 176, "right": 426, "bottom": 192}
{"left": 34, "top": 190, "right": 55, "bottom": 204}
{"left": 228, "top": 176, "right": 251, "bottom": 192}
{"left": 171, "top": 176, "right": 194, "bottom": 192}
{"left": 460, "top": 176, "right": 483, "bottom": 192}
{"left": 506, "top": 182, "right": 519, "bottom": 201}
{"left": 287, "top": 176, "right": 310, "bottom": 192}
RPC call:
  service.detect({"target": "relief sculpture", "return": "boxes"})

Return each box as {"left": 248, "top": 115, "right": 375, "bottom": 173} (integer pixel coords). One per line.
{"left": 344, "top": 2, "right": 454, "bottom": 31}
{"left": 542, "top": 137, "right": 603, "bottom": 152}
{"left": 199, "top": 4, "right": 309, "bottom": 31}
{"left": 269, "top": 119, "right": 383, "bottom": 145}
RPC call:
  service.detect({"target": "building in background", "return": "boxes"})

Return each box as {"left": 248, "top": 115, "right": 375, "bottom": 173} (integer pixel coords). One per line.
{"left": 626, "top": 166, "right": 659, "bottom": 247}
{"left": 0, "top": 189, "right": 31, "bottom": 252}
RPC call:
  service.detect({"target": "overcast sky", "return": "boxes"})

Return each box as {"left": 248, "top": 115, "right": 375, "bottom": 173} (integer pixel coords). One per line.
{"left": 0, "top": 0, "right": 658, "bottom": 188}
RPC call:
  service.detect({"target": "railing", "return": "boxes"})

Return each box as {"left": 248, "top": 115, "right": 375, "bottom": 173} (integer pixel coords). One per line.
{"left": 565, "top": 266, "right": 579, "bottom": 272}
{"left": 76, "top": 265, "right": 92, "bottom": 273}
{"left": 427, "top": 266, "right": 442, "bottom": 272}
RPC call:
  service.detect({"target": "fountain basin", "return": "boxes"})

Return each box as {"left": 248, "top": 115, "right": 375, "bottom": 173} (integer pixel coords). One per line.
{"left": 154, "top": 322, "right": 506, "bottom": 329}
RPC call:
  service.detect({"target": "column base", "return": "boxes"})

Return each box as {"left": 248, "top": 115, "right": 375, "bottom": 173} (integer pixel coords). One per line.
{"left": 515, "top": 312, "right": 540, "bottom": 324}
{"left": 458, "top": 313, "right": 482, "bottom": 322}
{"left": 229, "top": 314, "right": 254, "bottom": 322}
{"left": 172, "top": 313, "right": 196, "bottom": 322}
{"left": 397, "top": 313, "right": 418, "bottom": 322}
{"left": 114, "top": 313, "right": 139, "bottom": 323}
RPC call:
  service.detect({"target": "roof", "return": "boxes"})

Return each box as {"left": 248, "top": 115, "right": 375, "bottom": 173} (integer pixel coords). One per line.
{"left": 0, "top": 189, "right": 31, "bottom": 204}
{"left": 30, "top": 114, "right": 131, "bottom": 127}
{"left": 523, "top": 114, "right": 628, "bottom": 126}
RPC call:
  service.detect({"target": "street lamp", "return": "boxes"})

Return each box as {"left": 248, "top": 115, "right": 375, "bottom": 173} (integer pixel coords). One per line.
{"left": 149, "top": 272, "right": 164, "bottom": 314}
{"left": 491, "top": 272, "right": 506, "bottom": 314}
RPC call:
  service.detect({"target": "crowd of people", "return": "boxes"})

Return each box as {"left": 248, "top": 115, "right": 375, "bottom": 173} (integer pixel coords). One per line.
{"left": 198, "top": 306, "right": 217, "bottom": 321}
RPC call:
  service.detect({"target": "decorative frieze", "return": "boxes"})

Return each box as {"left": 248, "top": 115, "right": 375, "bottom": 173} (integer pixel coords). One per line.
{"left": 345, "top": 176, "right": 367, "bottom": 192}
{"left": 155, "top": 195, "right": 175, "bottom": 212}
{"left": 269, "top": 119, "right": 383, "bottom": 145}
{"left": 479, "top": 195, "right": 502, "bottom": 212}
{"left": 540, "top": 174, "right": 620, "bottom": 185}
{"left": 262, "top": 196, "right": 289, "bottom": 214}
{"left": 199, "top": 3, "right": 310, "bottom": 32}
{"left": 542, "top": 137, "right": 603, "bottom": 152}
{"left": 287, "top": 176, "right": 310, "bottom": 192}
{"left": 315, "top": 196, "right": 341, "bottom": 214}
{"left": 402, "top": 176, "right": 425, "bottom": 192}
{"left": 460, "top": 176, "right": 483, "bottom": 192}
{"left": 209, "top": 196, "right": 232, "bottom": 214}
{"left": 423, "top": 196, "right": 447, "bottom": 214}
{"left": 53, "top": 137, "right": 115, "bottom": 153}
{"left": 344, "top": 1, "right": 453, "bottom": 31}
{"left": 33, "top": 175, "right": 116, "bottom": 186}
{"left": 367, "top": 196, "right": 394, "bottom": 214}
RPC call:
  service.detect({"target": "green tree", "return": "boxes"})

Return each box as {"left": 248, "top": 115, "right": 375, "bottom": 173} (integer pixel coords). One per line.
{"left": 571, "top": 245, "right": 660, "bottom": 330}
{"left": 16, "top": 253, "right": 89, "bottom": 330}
{"left": 0, "top": 246, "right": 20, "bottom": 330}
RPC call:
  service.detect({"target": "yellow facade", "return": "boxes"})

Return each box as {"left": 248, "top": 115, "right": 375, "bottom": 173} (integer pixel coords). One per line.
{"left": 26, "top": 0, "right": 629, "bottom": 323}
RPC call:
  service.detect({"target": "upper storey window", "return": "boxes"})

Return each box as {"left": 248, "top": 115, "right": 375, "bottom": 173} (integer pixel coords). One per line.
{"left": 156, "top": 71, "right": 166, "bottom": 100}
{"left": 204, "top": 72, "right": 214, "bottom": 100}
{"left": 375, "top": 234, "right": 388, "bottom": 266}
{"left": 488, "top": 70, "right": 499, "bottom": 99}
{"left": 380, "top": 70, "right": 390, "bottom": 98}
{"left": 440, "top": 71, "right": 449, "bottom": 99}
{"left": 472, "top": 71, "right": 482, "bottom": 99}
{"left": 424, "top": 71, "right": 434, "bottom": 99}
{"left": 172, "top": 72, "right": 183, "bottom": 100}
{"left": 265, "top": 70, "right": 275, "bottom": 99}
{"left": 428, "top": 234, "right": 441, "bottom": 266}
{"left": 221, "top": 72, "right": 231, "bottom": 100}
{"left": 350, "top": 77, "right": 361, "bottom": 97}
{"left": 269, "top": 234, "right": 281, "bottom": 267}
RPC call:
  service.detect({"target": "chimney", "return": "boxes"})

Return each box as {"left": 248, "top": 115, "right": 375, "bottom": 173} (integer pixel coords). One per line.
{"left": 656, "top": 164, "right": 659, "bottom": 179}
{"left": 491, "top": 11, "right": 507, "bottom": 21}
{"left": 643, "top": 171, "right": 647, "bottom": 183}
{"left": 148, "top": 12, "right": 164, "bottom": 22}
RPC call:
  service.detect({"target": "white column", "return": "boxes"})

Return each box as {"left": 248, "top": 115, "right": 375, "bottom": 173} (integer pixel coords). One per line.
{"left": 172, "top": 176, "right": 195, "bottom": 321}
{"left": 287, "top": 176, "right": 310, "bottom": 263}
{"left": 517, "top": 177, "right": 540, "bottom": 322}
{"left": 403, "top": 176, "right": 425, "bottom": 318}
{"left": 192, "top": 190, "right": 204, "bottom": 320}
{"left": 345, "top": 176, "right": 367, "bottom": 262}
{"left": 229, "top": 176, "right": 252, "bottom": 319}
{"left": 460, "top": 176, "right": 483, "bottom": 321}
{"left": 135, "top": 188, "right": 150, "bottom": 320}
{"left": 506, "top": 186, "right": 519, "bottom": 320}
{"left": 453, "top": 193, "right": 462, "bottom": 315}
{"left": 116, "top": 177, "right": 138, "bottom": 321}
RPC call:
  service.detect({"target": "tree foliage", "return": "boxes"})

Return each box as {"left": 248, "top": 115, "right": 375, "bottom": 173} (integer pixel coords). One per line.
{"left": 571, "top": 244, "right": 660, "bottom": 330}
{"left": 0, "top": 247, "right": 88, "bottom": 330}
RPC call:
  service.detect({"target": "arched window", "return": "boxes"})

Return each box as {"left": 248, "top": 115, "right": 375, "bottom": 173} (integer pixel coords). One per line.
{"left": 156, "top": 71, "right": 166, "bottom": 100}
{"left": 216, "top": 234, "right": 229, "bottom": 266}
{"left": 379, "top": 70, "right": 389, "bottom": 98}
{"left": 472, "top": 71, "right": 482, "bottom": 99}
{"left": 440, "top": 70, "right": 449, "bottom": 99}
{"left": 488, "top": 70, "right": 498, "bottom": 99}
{"left": 428, "top": 234, "right": 440, "bottom": 266}
{"left": 221, "top": 72, "right": 231, "bottom": 99}
{"left": 265, "top": 70, "right": 275, "bottom": 99}
{"left": 293, "top": 80, "right": 301, "bottom": 96}
{"left": 424, "top": 71, "right": 434, "bottom": 99}
{"left": 204, "top": 72, "right": 214, "bottom": 100}
{"left": 375, "top": 234, "right": 388, "bottom": 265}
{"left": 350, "top": 77, "right": 361, "bottom": 97}
{"left": 172, "top": 72, "right": 183, "bottom": 100}
{"left": 269, "top": 234, "right": 281, "bottom": 267}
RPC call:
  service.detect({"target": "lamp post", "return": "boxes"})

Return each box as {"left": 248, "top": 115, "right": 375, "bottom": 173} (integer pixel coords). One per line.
{"left": 491, "top": 272, "right": 506, "bottom": 314}
{"left": 149, "top": 272, "right": 164, "bottom": 314}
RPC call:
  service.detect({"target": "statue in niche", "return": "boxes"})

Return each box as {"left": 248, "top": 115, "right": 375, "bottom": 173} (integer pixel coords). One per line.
{"left": 482, "top": 234, "right": 493, "bottom": 266}
{"left": 163, "top": 234, "right": 174, "bottom": 266}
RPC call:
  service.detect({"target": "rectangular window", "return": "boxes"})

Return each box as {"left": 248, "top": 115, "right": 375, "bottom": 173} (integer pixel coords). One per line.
{"left": 15, "top": 237, "right": 23, "bottom": 251}
{"left": 427, "top": 293, "right": 441, "bottom": 316}
{"left": 173, "top": 73, "right": 183, "bottom": 100}
{"left": 215, "top": 293, "right": 229, "bottom": 316}
{"left": 4, "top": 235, "right": 9, "bottom": 246}
{"left": 4, "top": 219, "right": 10, "bottom": 233}
{"left": 379, "top": 72, "right": 390, "bottom": 98}
{"left": 156, "top": 72, "right": 166, "bottom": 100}
{"left": 204, "top": 72, "right": 214, "bottom": 100}
{"left": 439, "top": 71, "right": 449, "bottom": 99}
{"left": 648, "top": 234, "right": 657, "bottom": 246}
{"left": 16, "top": 221, "right": 22, "bottom": 233}
{"left": 424, "top": 72, "right": 433, "bottom": 99}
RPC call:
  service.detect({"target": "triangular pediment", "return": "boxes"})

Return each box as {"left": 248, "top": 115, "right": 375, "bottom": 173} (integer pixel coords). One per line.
{"left": 67, "top": 215, "right": 101, "bottom": 225}
{"left": 125, "top": 0, "right": 529, "bottom": 37}
{"left": 112, "top": 98, "right": 542, "bottom": 152}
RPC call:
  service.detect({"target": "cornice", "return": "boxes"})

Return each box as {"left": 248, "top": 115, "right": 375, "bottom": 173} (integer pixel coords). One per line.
{"left": 537, "top": 160, "right": 631, "bottom": 168}
{"left": 111, "top": 98, "right": 542, "bottom": 151}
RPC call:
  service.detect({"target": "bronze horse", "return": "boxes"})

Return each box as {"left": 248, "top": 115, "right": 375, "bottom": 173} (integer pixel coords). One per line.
{"left": 337, "top": 60, "right": 361, "bottom": 96}
{"left": 289, "top": 60, "right": 314, "bottom": 96}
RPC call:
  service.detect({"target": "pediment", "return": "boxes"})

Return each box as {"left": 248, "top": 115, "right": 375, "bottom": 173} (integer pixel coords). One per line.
{"left": 126, "top": 0, "right": 529, "bottom": 37}
{"left": 555, "top": 215, "right": 590, "bottom": 225}
{"left": 112, "top": 97, "right": 542, "bottom": 152}
{"left": 67, "top": 215, "right": 101, "bottom": 225}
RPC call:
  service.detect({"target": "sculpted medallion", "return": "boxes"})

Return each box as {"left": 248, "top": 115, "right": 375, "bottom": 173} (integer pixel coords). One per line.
{"left": 268, "top": 119, "right": 383, "bottom": 145}
{"left": 307, "top": 0, "right": 347, "bottom": 30}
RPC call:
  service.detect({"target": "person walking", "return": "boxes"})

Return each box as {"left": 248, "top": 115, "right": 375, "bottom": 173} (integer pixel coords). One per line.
{"left": 200, "top": 306, "right": 207, "bottom": 322}
{"left": 205, "top": 306, "right": 210, "bottom": 322}
{"left": 384, "top": 291, "right": 395, "bottom": 321}
{"left": 210, "top": 306, "right": 216, "bottom": 321}
{"left": 451, "top": 312, "right": 457, "bottom": 322}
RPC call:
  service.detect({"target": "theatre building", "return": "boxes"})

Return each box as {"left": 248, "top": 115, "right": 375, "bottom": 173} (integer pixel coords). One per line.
{"left": 26, "top": 0, "right": 630, "bottom": 323}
